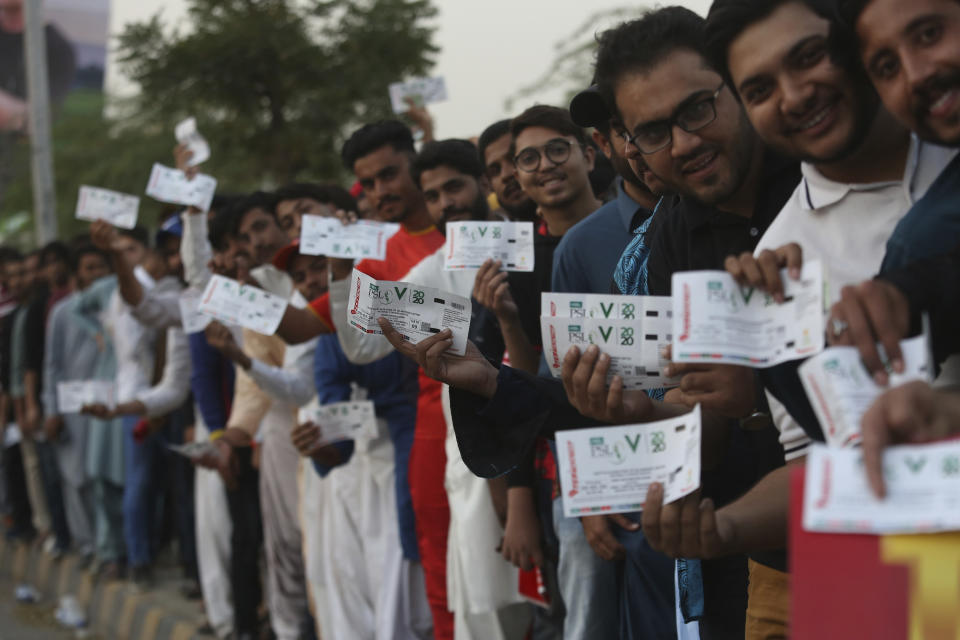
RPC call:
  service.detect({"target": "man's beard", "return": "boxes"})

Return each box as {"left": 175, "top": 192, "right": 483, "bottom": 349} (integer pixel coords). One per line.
{"left": 500, "top": 195, "right": 537, "bottom": 222}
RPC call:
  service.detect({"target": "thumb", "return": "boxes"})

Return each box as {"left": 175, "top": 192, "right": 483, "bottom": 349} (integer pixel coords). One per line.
{"left": 609, "top": 513, "right": 640, "bottom": 531}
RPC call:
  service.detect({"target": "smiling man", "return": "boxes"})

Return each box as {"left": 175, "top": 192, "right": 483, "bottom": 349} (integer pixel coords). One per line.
{"left": 477, "top": 119, "right": 538, "bottom": 221}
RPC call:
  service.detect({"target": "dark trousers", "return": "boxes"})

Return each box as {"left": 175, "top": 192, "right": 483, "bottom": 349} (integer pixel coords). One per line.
{"left": 163, "top": 403, "right": 198, "bottom": 580}
{"left": 225, "top": 446, "right": 263, "bottom": 635}
{"left": 2, "top": 443, "right": 33, "bottom": 537}
{"left": 35, "top": 440, "right": 70, "bottom": 550}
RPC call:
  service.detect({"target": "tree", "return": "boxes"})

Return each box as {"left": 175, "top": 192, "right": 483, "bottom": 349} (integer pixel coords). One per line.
{"left": 114, "top": 0, "right": 438, "bottom": 188}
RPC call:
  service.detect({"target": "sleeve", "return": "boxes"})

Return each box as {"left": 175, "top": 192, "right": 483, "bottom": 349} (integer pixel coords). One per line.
{"left": 41, "top": 303, "right": 64, "bottom": 416}
{"left": 182, "top": 210, "right": 213, "bottom": 289}
{"left": 23, "top": 296, "right": 46, "bottom": 374}
{"left": 449, "top": 365, "right": 604, "bottom": 478}
{"left": 307, "top": 292, "right": 334, "bottom": 331}
{"left": 136, "top": 328, "right": 193, "bottom": 418}
{"left": 551, "top": 233, "right": 589, "bottom": 295}
{"left": 132, "top": 288, "right": 182, "bottom": 330}
{"left": 330, "top": 273, "right": 395, "bottom": 365}
{"left": 766, "top": 391, "right": 810, "bottom": 462}
{"left": 247, "top": 343, "right": 316, "bottom": 408}
{"left": 225, "top": 330, "right": 285, "bottom": 437}
{"left": 311, "top": 336, "right": 356, "bottom": 474}
{"left": 189, "top": 332, "right": 233, "bottom": 434}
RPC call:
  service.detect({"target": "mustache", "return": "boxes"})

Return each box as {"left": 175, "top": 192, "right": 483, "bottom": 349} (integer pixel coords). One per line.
{"left": 377, "top": 195, "right": 402, "bottom": 209}
{"left": 913, "top": 70, "right": 960, "bottom": 113}
{"left": 675, "top": 144, "right": 720, "bottom": 172}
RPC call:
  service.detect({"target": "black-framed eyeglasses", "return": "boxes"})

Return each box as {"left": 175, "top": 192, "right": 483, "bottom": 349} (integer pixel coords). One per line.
{"left": 620, "top": 82, "right": 726, "bottom": 154}
{"left": 513, "top": 138, "right": 576, "bottom": 173}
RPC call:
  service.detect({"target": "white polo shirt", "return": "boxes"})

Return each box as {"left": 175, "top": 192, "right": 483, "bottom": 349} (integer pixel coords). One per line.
{"left": 755, "top": 135, "right": 957, "bottom": 460}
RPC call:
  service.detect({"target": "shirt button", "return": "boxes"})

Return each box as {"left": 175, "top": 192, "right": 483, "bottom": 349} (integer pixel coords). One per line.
{"left": 749, "top": 227, "right": 760, "bottom": 237}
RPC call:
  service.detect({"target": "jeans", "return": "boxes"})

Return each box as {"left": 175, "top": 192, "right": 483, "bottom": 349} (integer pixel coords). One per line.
{"left": 225, "top": 446, "right": 263, "bottom": 635}
{"left": 35, "top": 439, "right": 70, "bottom": 550}
{"left": 122, "top": 415, "right": 160, "bottom": 568}
{"left": 2, "top": 443, "right": 34, "bottom": 536}
{"left": 551, "top": 497, "right": 619, "bottom": 640}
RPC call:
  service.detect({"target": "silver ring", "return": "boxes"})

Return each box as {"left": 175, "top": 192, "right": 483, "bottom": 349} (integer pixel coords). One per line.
{"left": 831, "top": 318, "right": 849, "bottom": 337}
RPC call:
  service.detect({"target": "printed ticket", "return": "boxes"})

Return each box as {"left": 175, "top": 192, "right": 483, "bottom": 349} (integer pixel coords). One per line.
{"left": 145, "top": 163, "right": 217, "bottom": 212}
{"left": 299, "top": 216, "right": 400, "bottom": 261}
{"left": 671, "top": 261, "right": 824, "bottom": 367}
{"left": 555, "top": 405, "right": 701, "bottom": 518}
{"left": 803, "top": 441, "right": 960, "bottom": 534}
{"left": 799, "top": 335, "right": 933, "bottom": 448}
{"left": 174, "top": 117, "right": 211, "bottom": 166}
{"left": 540, "top": 293, "right": 678, "bottom": 389}
{"left": 297, "top": 399, "right": 377, "bottom": 446}
{"left": 444, "top": 221, "right": 534, "bottom": 271}
{"left": 75, "top": 186, "right": 140, "bottom": 229}
{"left": 179, "top": 288, "right": 213, "bottom": 334}
{"left": 388, "top": 76, "right": 448, "bottom": 114}
{"left": 57, "top": 381, "right": 116, "bottom": 414}
{"left": 168, "top": 442, "right": 218, "bottom": 459}
{"left": 346, "top": 269, "right": 471, "bottom": 356}
{"left": 198, "top": 275, "right": 288, "bottom": 335}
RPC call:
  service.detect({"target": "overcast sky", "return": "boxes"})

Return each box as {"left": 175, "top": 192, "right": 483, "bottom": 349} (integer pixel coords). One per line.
{"left": 106, "top": 1, "right": 713, "bottom": 138}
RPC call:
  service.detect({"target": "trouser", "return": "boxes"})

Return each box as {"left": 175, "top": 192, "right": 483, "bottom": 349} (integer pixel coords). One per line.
{"left": 91, "top": 477, "right": 124, "bottom": 563}
{"left": 123, "top": 415, "right": 161, "bottom": 569}
{"left": 2, "top": 443, "right": 33, "bottom": 535}
{"left": 614, "top": 512, "right": 678, "bottom": 639}
{"left": 299, "top": 461, "right": 326, "bottom": 640}
{"left": 316, "top": 432, "right": 433, "bottom": 640}
{"left": 163, "top": 404, "right": 198, "bottom": 580}
{"left": 35, "top": 439, "right": 70, "bottom": 550}
{"left": 260, "top": 428, "right": 308, "bottom": 640}
{"left": 744, "top": 560, "right": 789, "bottom": 640}
{"left": 408, "top": 431, "right": 453, "bottom": 640}
{"left": 225, "top": 446, "right": 263, "bottom": 636}
{"left": 61, "top": 480, "right": 94, "bottom": 554}
{"left": 551, "top": 497, "right": 619, "bottom": 640}
{"left": 454, "top": 604, "right": 532, "bottom": 640}
{"left": 196, "top": 464, "right": 234, "bottom": 638}
{"left": 19, "top": 435, "right": 51, "bottom": 535}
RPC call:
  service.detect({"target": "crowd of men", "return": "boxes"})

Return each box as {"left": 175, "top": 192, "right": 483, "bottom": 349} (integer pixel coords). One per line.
{"left": 2, "top": 0, "right": 960, "bottom": 638}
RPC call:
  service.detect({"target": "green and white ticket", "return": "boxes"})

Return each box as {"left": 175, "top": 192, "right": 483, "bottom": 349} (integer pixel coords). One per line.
{"left": 444, "top": 221, "right": 534, "bottom": 271}
{"left": 555, "top": 405, "right": 701, "bottom": 518}
{"left": 297, "top": 399, "right": 377, "bottom": 445}
{"left": 347, "top": 269, "right": 471, "bottom": 355}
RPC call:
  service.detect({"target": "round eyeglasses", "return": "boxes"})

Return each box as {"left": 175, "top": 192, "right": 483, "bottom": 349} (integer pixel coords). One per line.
{"left": 620, "top": 82, "right": 725, "bottom": 154}
{"left": 513, "top": 138, "right": 576, "bottom": 173}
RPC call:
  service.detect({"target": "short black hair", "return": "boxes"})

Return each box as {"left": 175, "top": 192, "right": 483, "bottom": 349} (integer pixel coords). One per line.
{"left": 594, "top": 8, "right": 709, "bottom": 119}
{"left": 706, "top": 0, "right": 852, "bottom": 92}
{"left": 0, "top": 246, "right": 23, "bottom": 266}
{"left": 210, "top": 194, "right": 241, "bottom": 216}
{"left": 341, "top": 120, "right": 416, "bottom": 171}
{"left": 412, "top": 139, "right": 484, "bottom": 187}
{"left": 117, "top": 226, "right": 150, "bottom": 249}
{"left": 39, "top": 241, "right": 70, "bottom": 267}
{"left": 208, "top": 206, "right": 236, "bottom": 253}
{"left": 477, "top": 119, "right": 512, "bottom": 166}
{"left": 834, "top": 0, "right": 869, "bottom": 30}
{"left": 510, "top": 105, "right": 588, "bottom": 155}
{"left": 69, "top": 242, "right": 109, "bottom": 273}
{"left": 230, "top": 191, "right": 280, "bottom": 236}
{"left": 274, "top": 182, "right": 357, "bottom": 214}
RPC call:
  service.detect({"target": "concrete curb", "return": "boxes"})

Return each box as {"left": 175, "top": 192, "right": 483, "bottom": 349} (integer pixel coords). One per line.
{"left": 0, "top": 536, "right": 206, "bottom": 640}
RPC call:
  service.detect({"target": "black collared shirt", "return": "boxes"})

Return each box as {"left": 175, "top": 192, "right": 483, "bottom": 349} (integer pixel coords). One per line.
{"left": 646, "top": 153, "right": 801, "bottom": 296}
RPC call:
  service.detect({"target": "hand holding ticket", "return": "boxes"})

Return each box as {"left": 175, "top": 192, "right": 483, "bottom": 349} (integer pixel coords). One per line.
{"left": 803, "top": 441, "right": 960, "bottom": 534}
{"left": 146, "top": 163, "right": 217, "bottom": 212}
{"left": 57, "top": 381, "right": 116, "bottom": 414}
{"left": 175, "top": 117, "right": 210, "bottom": 166}
{"left": 76, "top": 186, "right": 140, "bottom": 229}
{"left": 444, "top": 221, "right": 534, "bottom": 271}
{"left": 672, "top": 261, "right": 824, "bottom": 367}
{"left": 799, "top": 334, "right": 933, "bottom": 448}
{"left": 346, "top": 269, "right": 471, "bottom": 356}
{"left": 555, "top": 405, "right": 701, "bottom": 518}
{"left": 198, "top": 275, "right": 287, "bottom": 335}
{"left": 297, "top": 399, "right": 376, "bottom": 446}
{"left": 300, "top": 216, "right": 400, "bottom": 261}
{"left": 541, "top": 293, "right": 677, "bottom": 390}
{"left": 388, "top": 76, "right": 447, "bottom": 114}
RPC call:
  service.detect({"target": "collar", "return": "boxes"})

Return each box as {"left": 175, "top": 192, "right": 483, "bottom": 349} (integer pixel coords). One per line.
{"left": 798, "top": 134, "right": 920, "bottom": 211}
{"left": 403, "top": 223, "right": 437, "bottom": 237}
{"left": 615, "top": 177, "right": 644, "bottom": 233}
{"left": 679, "top": 150, "right": 798, "bottom": 230}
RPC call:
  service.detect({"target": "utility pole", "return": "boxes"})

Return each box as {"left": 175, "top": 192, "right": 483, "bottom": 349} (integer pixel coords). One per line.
{"left": 23, "top": 0, "right": 57, "bottom": 245}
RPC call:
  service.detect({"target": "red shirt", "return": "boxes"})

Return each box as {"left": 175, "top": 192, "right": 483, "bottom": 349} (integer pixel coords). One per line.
{"left": 308, "top": 224, "right": 445, "bottom": 326}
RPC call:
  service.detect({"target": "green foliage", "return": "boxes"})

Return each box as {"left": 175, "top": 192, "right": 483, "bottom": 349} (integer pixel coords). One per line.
{"left": 114, "top": 0, "right": 438, "bottom": 187}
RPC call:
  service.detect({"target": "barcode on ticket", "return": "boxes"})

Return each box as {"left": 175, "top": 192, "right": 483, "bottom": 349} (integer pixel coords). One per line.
{"left": 450, "top": 302, "right": 465, "bottom": 311}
